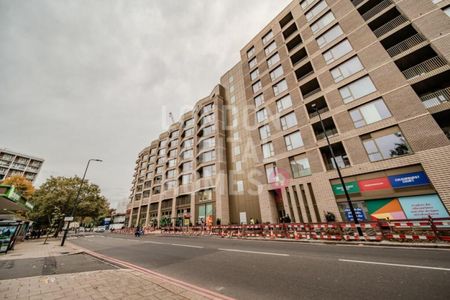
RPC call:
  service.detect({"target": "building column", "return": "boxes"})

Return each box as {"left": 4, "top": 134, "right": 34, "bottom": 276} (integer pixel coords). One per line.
{"left": 190, "top": 192, "right": 196, "bottom": 225}
{"left": 287, "top": 185, "right": 300, "bottom": 223}
{"left": 171, "top": 197, "right": 177, "bottom": 226}
{"left": 144, "top": 204, "right": 150, "bottom": 227}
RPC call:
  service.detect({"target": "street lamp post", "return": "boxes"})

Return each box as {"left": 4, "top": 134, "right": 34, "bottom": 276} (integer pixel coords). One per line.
{"left": 61, "top": 159, "right": 102, "bottom": 246}
{"left": 312, "top": 104, "right": 363, "bottom": 237}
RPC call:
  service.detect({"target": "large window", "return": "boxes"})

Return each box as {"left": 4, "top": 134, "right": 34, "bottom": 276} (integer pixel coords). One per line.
{"left": 270, "top": 65, "right": 284, "bottom": 81}
{"left": 167, "top": 159, "right": 176, "bottom": 168}
{"left": 306, "top": 0, "right": 327, "bottom": 21}
{"left": 362, "top": 127, "right": 412, "bottom": 162}
{"left": 301, "top": 0, "right": 315, "bottom": 10}
{"left": 311, "top": 11, "right": 335, "bottom": 34}
{"left": 168, "top": 149, "right": 177, "bottom": 158}
{"left": 276, "top": 94, "right": 293, "bottom": 112}
{"left": 339, "top": 76, "right": 377, "bottom": 103}
{"left": 330, "top": 56, "right": 364, "bottom": 83}
{"left": 273, "top": 79, "right": 288, "bottom": 96}
{"left": 323, "top": 39, "right": 353, "bottom": 64}
{"left": 247, "top": 46, "right": 255, "bottom": 58}
{"left": 251, "top": 68, "right": 259, "bottom": 81}
{"left": 184, "top": 127, "right": 194, "bottom": 137}
{"left": 284, "top": 131, "right": 304, "bottom": 150}
{"left": 249, "top": 57, "right": 257, "bottom": 69}
{"left": 184, "top": 118, "right": 194, "bottom": 128}
{"left": 262, "top": 142, "right": 275, "bottom": 158}
{"left": 158, "top": 148, "right": 166, "bottom": 156}
{"left": 262, "top": 30, "right": 274, "bottom": 45}
{"left": 259, "top": 124, "right": 271, "bottom": 140}
{"left": 199, "top": 137, "right": 215, "bottom": 150}
{"left": 181, "top": 149, "right": 193, "bottom": 159}
{"left": 350, "top": 99, "right": 391, "bottom": 128}
{"left": 265, "top": 163, "right": 278, "bottom": 183}
{"left": 252, "top": 81, "right": 262, "bottom": 93}
{"left": 181, "top": 138, "right": 194, "bottom": 149}
{"left": 199, "top": 164, "right": 216, "bottom": 178}
{"left": 254, "top": 94, "right": 264, "bottom": 107}
{"left": 181, "top": 161, "right": 193, "bottom": 172}
{"left": 256, "top": 108, "right": 268, "bottom": 123}
{"left": 267, "top": 53, "right": 280, "bottom": 68}
{"left": 236, "top": 180, "right": 244, "bottom": 192}
{"left": 198, "top": 188, "right": 213, "bottom": 202}
{"left": 181, "top": 174, "right": 192, "bottom": 185}
{"left": 317, "top": 25, "right": 343, "bottom": 48}
{"left": 289, "top": 155, "right": 311, "bottom": 178}
{"left": 166, "top": 169, "right": 176, "bottom": 179}
{"left": 280, "top": 112, "right": 298, "bottom": 130}
{"left": 265, "top": 41, "right": 277, "bottom": 56}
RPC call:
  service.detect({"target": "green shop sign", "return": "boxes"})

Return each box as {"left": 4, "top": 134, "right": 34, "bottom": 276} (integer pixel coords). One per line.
{"left": 332, "top": 181, "right": 360, "bottom": 195}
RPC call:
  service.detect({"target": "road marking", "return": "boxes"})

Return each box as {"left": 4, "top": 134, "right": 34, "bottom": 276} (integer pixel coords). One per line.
{"left": 336, "top": 244, "right": 450, "bottom": 251}
{"left": 339, "top": 259, "right": 450, "bottom": 271}
{"left": 145, "top": 241, "right": 166, "bottom": 245}
{"left": 171, "top": 243, "right": 204, "bottom": 248}
{"left": 218, "top": 248, "right": 289, "bottom": 257}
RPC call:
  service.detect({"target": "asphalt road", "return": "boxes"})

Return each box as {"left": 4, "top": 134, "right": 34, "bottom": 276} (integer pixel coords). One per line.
{"left": 70, "top": 234, "right": 450, "bottom": 300}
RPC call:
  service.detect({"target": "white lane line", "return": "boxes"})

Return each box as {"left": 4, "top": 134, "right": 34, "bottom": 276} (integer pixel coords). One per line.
{"left": 171, "top": 243, "right": 204, "bottom": 249}
{"left": 336, "top": 244, "right": 450, "bottom": 251}
{"left": 218, "top": 248, "right": 289, "bottom": 257}
{"left": 339, "top": 259, "right": 450, "bottom": 271}
{"left": 146, "top": 241, "right": 166, "bottom": 245}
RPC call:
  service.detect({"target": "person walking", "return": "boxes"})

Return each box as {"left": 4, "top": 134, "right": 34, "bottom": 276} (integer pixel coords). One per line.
{"left": 134, "top": 226, "right": 140, "bottom": 238}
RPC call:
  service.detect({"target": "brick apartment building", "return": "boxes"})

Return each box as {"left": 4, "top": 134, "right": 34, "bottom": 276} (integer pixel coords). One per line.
{"left": 127, "top": 0, "right": 450, "bottom": 227}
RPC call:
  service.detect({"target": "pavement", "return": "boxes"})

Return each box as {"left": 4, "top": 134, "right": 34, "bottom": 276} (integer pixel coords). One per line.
{"left": 69, "top": 233, "right": 450, "bottom": 300}
{"left": 0, "top": 239, "right": 224, "bottom": 300}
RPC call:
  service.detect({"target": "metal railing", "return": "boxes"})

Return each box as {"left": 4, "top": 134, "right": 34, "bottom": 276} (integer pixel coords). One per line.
{"left": 308, "top": 106, "right": 329, "bottom": 118}
{"left": 302, "top": 87, "right": 321, "bottom": 99}
{"left": 373, "top": 15, "right": 407, "bottom": 37}
{"left": 402, "top": 56, "right": 448, "bottom": 79}
{"left": 315, "top": 128, "right": 338, "bottom": 140}
{"left": 420, "top": 87, "right": 450, "bottom": 108}
{"left": 362, "top": 0, "right": 392, "bottom": 21}
{"left": 386, "top": 34, "right": 425, "bottom": 57}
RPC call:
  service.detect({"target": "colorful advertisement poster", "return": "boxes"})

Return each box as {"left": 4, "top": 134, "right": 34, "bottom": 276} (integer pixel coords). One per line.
{"left": 398, "top": 195, "right": 450, "bottom": 219}
{"left": 388, "top": 171, "right": 430, "bottom": 189}
{"left": 332, "top": 181, "right": 360, "bottom": 195}
{"left": 365, "top": 198, "right": 407, "bottom": 220}
{"left": 358, "top": 177, "right": 391, "bottom": 192}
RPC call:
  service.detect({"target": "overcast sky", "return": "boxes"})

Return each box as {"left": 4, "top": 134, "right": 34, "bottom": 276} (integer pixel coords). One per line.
{"left": 0, "top": 0, "right": 291, "bottom": 211}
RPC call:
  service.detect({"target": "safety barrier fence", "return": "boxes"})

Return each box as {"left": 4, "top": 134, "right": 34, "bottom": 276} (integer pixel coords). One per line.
{"left": 113, "top": 217, "right": 450, "bottom": 243}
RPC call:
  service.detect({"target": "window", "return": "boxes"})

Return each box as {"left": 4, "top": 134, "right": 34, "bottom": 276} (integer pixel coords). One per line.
{"left": 259, "top": 124, "right": 271, "bottom": 140}
{"left": 234, "top": 146, "right": 241, "bottom": 156}
{"left": 198, "top": 188, "right": 213, "bottom": 201}
{"left": 317, "top": 25, "right": 344, "bottom": 48}
{"left": 169, "top": 140, "right": 178, "bottom": 148}
{"left": 265, "top": 163, "right": 278, "bottom": 183}
{"left": 256, "top": 108, "right": 268, "bottom": 123}
{"left": 181, "top": 149, "right": 193, "bottom": 159}
{"left": 262, "top": 30, "right": 274, "bottom": 45}
{"left": 170, "top": 130, "right": 179, "bottom": 139}
{"left": 270, "top": 65, "right": 284, "bottom": 81}
{"left": 182, "top": 138, "right": 194, "bottom": 149}
{"left": 158, "top": 149, "right": 166, "bottom": 156}
{"left": 232, "top": 106, "right": 238, "bottom": 115}
{"left": 200, "top": 103, "right": 214, "bottom": 115}
{"left": 200, "top": 165, "right": 216, "bottom": 178}
{"left": 166, "top": 169, "right": 176, "bottom": 179}
{"left": 444, "top": 6, "right": 450, "bottom": 16}
{"left": 252, "top": 81, "right": 262, "bottom": 93}
{"left": 199, "top": 113, "right": 214, "bottom": 126}
{"left": 311, "top": 11, "right": 335, "bottom": 34}
{"left": 156, "top": 166, "right": 163, "bottom": 174}
{"left": 301, "top": 0, "right": 315, "bottom": 10}
{"left": 230, "top": 85, "right": 235, "bottom": 93}
{"left": 251, "top": 68, "right": 259, "bottom": 81}
{"left": 254, "top": 94, "right": 264, "bottom": 107}
{"left": 247, "top": 46, "right": 255, "bottom": 58}
{"left": 339, "top": 76, "right": 377, "bottom": 103}
{"left": 199, "top": 150, "right": 215, "bottom": 163}
{"left": 159, "top": 140, "right": 167, "bottom": 148}
{"left": 168, "top": 149, "right": 177, "bottom": 158}
{"left": 262, "top": 142, "right": 275, "bottom": 158}
{"left": 276, "top": 94, "right": 293, "bottom": 112}
{"left": 284, "top": 131, "right": 304, "bottom": 150}
{"left": 201, "top": 125, "right": 215, "bottom": 137}
{"left": 273, "top": 79, "right": 288, "bottom": 96}
{"left": 233, "top": 132, "right": 239, "bottom": 140}
{"left": 249, "top": 57, "right": 257, "bottom": 69}
{"left": 306, "top": 0, "right": 327, "bottom": 21}
{"left": 167, "top": 159, "right": 176, "bottom": 168}
{"left": 181, "top": 161, "right": 193, "bottom": 172}
{"left": 350, "top": 99, "right": 391, "bottom": 128}
{"left": 235, "top": 161, "right": 242, "bottom": 171}
{"left": 289, "top": 155, "right": 311, "bottom": 178}
{"left": 362, "top": 127, "right": 411, "bottom": 162}
{"left": 184, "top": 118, "right": 194, "bottom": 128}
{"left": 181, "top": 174, "right": 192, "bottom": 185}
{"left": 236, "top": 180, "right": 244, "bottom": 192}
{"left": 229, "top": 76, "right": 234, "bottom": 83}
{"left": 265, "top": 41, "right": 277, "bottom": 56}
{"left": 165, "top": 180, "right": 177, "bottom": 190}
{"left": 280, "top": 112, "right": 298, "bottom": 130}
{"left": 157, "top": 157, "right": 165, "bottom": 165}
{"left": 184, "top": 127, "right": 194, "bottom": 137}
{"left": 267, "top": 53, "right": 280, "bottom": 68}
{"left": 230, "top": 95, "right": 236, "bottom": 104}
{"left": 232, "top": 118, "right": 238, "bottom": 128}
{"left": 199, "top": 137, "right": 215, "bottom": 150}
{"left": 330, "top": 56, "right": 364, "bottom": 83}
{"left": 323, "top": 39, "right": 353, "bottom": 64}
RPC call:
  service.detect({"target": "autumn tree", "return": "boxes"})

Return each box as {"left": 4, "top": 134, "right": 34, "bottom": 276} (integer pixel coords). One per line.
{"left": 30, "top": 176, "right": 110, "bottom": 229}
{"left": 0, "top": 175, "right": 35, "bottom": 198}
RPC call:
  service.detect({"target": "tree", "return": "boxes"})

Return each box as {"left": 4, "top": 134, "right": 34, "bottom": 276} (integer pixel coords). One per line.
{"left": 30, "top": 176, "right": 110, "bottom": 229}
{"left": 1, "top": 175, "right": 35, "bottom": 198}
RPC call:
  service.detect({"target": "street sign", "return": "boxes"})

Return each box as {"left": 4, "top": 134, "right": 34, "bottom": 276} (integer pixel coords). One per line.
{"left": 64, "top": 216, "right": 74, "bottom": 222}
{"left": 344, "top": 208, "right": 365, "bottom": 222}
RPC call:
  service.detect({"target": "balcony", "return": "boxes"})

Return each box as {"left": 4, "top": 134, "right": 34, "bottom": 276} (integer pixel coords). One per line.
{"left": 300, "top": 78, "right": 321, "bottom": 99}
{"left": 279, "top": 11, "right": 293, "bottom": 29}
{"left": 432, "top": 110, "right": 450, "bottom": 139}
{"left": 420, "top": 87, "right": 450, "bottom": 109}
{"left": 386, "top": 34, "right": 425, "bottom": 57}
{"left": 306, "top": 96, "right": 329, "bottom": 118}
{"left": 312, "top": 117, "right": 338, "bottom": 141}
{"left": 402, "top": 56, "right": 447, "bottom": 80}
{"left": 290, "top": 47, "right": 308, "bottom": 65}
{"left": 320, "top": 142, "right": 351, "bottom": 171}
{"left": 360, "top": 0, "right": 393, "bottom": 21}
{"left": 283, "top": 22, "right": 298, "bottom": 40}
{"left": 373, "top": 15, "right": 407, "bottom": 38}
{"left": 351, "top": 0, "right": 364, "bottom": 7}
{"left": 295, "top": 62, "right": 314, "bottom": 81}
